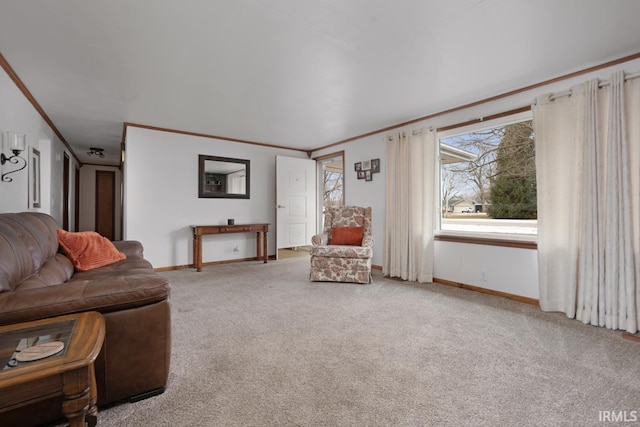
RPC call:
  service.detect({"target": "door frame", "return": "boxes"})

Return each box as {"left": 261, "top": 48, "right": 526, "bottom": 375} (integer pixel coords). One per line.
{"left": 63, "top": 153, "right": 70, "bottom": 230}
{"left": 74, "top": 166, "right": 80, "bottom": 231}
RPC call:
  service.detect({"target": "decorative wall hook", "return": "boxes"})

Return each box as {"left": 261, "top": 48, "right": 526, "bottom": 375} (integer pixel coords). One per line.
{"left": 1, "top": 132, "right": 27, "bottom": 183}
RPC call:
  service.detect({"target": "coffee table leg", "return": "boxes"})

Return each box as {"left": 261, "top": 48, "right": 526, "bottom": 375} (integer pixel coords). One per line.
{"left": 62, "top": 367, "right": 91, "bottom": 427}
{"left": 86, "top": 363, "right": 98, "bottom": 427}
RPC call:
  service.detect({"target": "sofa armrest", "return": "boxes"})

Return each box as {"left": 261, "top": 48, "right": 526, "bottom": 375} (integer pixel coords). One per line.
{"left": 311, "top": 233, "right": 329, "bottom": 246}
{"left": 112, "top": 240, "right": 144, "bottom": 258}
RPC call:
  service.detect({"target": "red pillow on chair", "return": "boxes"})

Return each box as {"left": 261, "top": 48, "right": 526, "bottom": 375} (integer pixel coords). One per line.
{"left": 329, "top": 226, "right": 364, "bottom": 246}
{"left": 57, "top": 229, "right": 126, "bottom": 271}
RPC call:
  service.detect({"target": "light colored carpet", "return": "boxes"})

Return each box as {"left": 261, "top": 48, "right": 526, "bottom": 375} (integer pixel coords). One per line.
{"left": 81, "top": 257, "right": 639, "bottom": 426}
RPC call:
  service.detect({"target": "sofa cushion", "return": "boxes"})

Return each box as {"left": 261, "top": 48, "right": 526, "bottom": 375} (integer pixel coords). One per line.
{"left": 57, "top": 230, "right": 126, "bottom": 271}
{"left": 0, "top": 269, "right": 170, "bottom": 325}
{"left": 0, "top": 213, "right": 60, "bottom": 292}
{"left": 17, "top": 254, "right": 74, "bottom": 291}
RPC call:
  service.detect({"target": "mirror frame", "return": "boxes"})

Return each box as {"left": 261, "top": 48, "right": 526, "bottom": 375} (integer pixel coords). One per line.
{"left": 198, "top": 155, "right": 250, "bottom": 199}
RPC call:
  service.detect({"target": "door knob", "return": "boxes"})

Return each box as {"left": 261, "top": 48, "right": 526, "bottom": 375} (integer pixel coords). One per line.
{"left": 277, "top": 204, "right": 286, "bottom": 208}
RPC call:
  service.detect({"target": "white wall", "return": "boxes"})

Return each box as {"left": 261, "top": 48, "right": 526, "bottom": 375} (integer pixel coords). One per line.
{"left": 433, "top": 241, "right": 538, "bottom": 299}
{"left": 123, "top": 126, "right": 308, "bottom": 269}
{"left": 0, "top": 66, "right": 78, "bottom": 227}
{"left": 312, "top": 57, "right": 640, "bottom": 300}
{"left": 79, "top": 164, "right": 122, "bottom": 238}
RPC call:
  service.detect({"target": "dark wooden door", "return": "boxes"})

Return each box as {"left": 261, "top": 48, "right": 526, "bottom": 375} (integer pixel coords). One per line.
{"left": 95, "top": 170, "right": 115, "bottom": 240}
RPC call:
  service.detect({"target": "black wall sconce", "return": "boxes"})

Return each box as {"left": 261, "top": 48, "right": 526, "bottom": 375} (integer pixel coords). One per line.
{"left": 1, "top": 131, "right": 27, "bottom": 183}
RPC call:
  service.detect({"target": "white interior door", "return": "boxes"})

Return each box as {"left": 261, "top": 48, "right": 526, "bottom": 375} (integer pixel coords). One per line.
{"left": 276, "top": 155, "right": 316, "bottom": 251}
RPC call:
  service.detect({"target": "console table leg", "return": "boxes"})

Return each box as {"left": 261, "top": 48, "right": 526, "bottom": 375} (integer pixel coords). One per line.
{"left": 256, "top": 232, "right": 261, "bottom": 261}
{"left": 194, "top": 234, "right": 202, "bottom": 272}
{"left": 263, "top": 231, "right": 268, "bottom": 263}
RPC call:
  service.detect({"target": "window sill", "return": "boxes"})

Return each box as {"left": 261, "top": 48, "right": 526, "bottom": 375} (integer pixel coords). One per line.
{"left": 435, "top": 232, "right": 537, "bottom": 250}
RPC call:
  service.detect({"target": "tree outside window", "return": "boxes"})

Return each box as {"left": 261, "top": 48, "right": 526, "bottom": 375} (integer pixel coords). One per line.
{"left": 438, "top": 116, "right": 536, "bottom": 235}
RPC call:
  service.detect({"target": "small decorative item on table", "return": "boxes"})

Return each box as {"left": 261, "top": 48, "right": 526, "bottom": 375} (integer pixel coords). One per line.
{"left": 15, "top": 341, "right": 65, "bottom": 362}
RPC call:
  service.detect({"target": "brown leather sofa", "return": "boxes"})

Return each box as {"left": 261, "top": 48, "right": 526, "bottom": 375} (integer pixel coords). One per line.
{"left": 0, "top": 212, "right": 171, "bottom": 426}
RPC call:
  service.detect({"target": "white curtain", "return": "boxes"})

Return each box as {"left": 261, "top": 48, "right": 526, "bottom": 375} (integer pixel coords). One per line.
{"left": 534, "top": 71, "right": 640, "bottom": 333}
{"left": 383, "top": 129, "right": 436, "bottom": 283}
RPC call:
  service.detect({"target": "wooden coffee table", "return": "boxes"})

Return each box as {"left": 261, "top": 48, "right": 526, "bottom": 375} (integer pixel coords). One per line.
{"left": 0, "top": 311, "right": 105, "bottom": 427}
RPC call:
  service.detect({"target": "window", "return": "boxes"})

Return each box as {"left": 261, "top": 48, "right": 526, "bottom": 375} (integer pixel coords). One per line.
{"left": 318, "top": 155, "right": 344, "bottom": 210}
{"left": 438, "top": 112, "right": 536, "bottom": 237}
{"left": 316, "top": 152, "right": 345, "bottom": 235}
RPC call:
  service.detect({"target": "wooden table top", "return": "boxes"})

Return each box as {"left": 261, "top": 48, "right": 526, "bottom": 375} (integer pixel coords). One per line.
{"left": 0, "top": 312, "right": 105, "bottom": 390}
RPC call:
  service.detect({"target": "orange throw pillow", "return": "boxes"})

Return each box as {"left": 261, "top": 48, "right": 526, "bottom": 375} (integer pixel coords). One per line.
{"left": 57, "top": 229, "right": 126, "bottom": 271}
{"left": 329, "top": 226, "right": 364, "bottom": 246}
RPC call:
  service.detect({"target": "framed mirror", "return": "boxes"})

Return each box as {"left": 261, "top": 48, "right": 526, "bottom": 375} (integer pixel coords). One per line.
{"left": 198, "top": 155, "right": 250, "bottom": 199}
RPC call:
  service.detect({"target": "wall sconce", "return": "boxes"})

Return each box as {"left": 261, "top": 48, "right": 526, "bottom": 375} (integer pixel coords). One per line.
{"left": 87, "top": 147, "right": 105, "bottom": 158}
{"left": 1, "top": 131, "right": 27, "bottom": 183}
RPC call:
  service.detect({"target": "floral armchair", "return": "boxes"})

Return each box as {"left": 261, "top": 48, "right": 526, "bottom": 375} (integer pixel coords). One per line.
{"left": 309, "top": 206, "right": 373, "bottom": 284}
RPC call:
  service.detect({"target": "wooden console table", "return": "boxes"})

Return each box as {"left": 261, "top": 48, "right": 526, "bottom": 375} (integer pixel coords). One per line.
{"left": 191, "top": 223, "right": 269, "bottom": 272}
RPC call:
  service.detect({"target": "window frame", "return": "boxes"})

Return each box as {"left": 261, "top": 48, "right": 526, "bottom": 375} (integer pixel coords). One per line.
{"left": 435, "top": 110, "right": 537, "bottom": 247}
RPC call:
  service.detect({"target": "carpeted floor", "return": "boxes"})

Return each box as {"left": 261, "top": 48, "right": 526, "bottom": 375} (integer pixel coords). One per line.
{"left": 70, "top": 257, "right": 640, "bottom": 426}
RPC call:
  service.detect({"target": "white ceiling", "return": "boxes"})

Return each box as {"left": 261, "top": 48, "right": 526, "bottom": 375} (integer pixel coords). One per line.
{"left": 1, "top": 0, "right": 640, "bottom": 166}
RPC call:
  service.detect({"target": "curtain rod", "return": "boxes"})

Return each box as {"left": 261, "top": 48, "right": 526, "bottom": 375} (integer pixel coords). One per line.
{"left": 386, "top": 127, "right": 433, "bottom": 140}
{"left": 412, "top": 127, "right": 433, "bottom": 135}
{"left": 548, "top": 71, "right": 640, "bottom": 101}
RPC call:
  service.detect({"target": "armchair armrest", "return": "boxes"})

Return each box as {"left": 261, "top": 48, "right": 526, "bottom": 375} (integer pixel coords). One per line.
{"left": 361, "top": 235, "right": 374, "bottom": 248}
{"left": 311, "top": 233, "right": 329, "bottom": 246}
